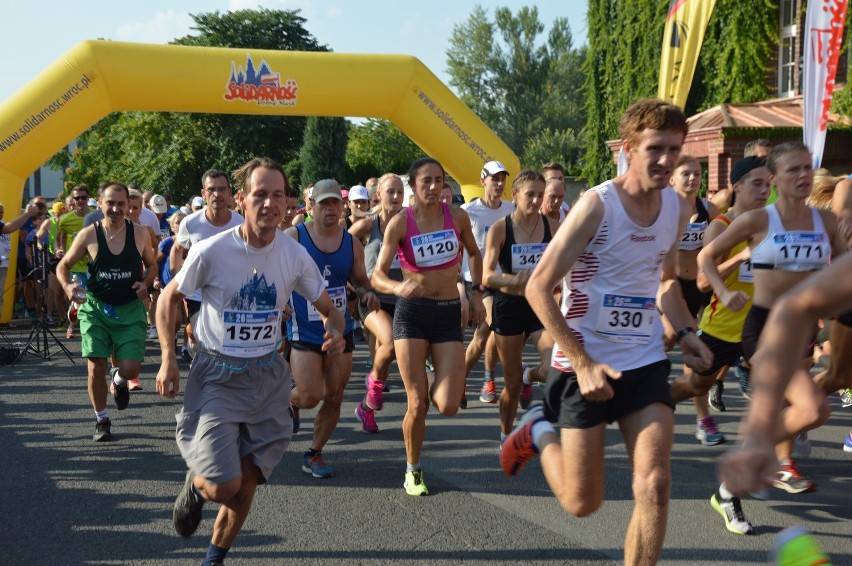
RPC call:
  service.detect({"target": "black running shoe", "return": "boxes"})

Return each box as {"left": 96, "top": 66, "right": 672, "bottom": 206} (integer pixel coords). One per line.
{"left": 173, "top": 469, "right": 204, "bottom": 537}
{"left": 111, "top": 367, "right": 130, "bottom": 410}
{"left": 93, "top": 419, "right": 112, "bottom": 442}
{"left": 709, "top": 381, "right": 726, "bottom": 412}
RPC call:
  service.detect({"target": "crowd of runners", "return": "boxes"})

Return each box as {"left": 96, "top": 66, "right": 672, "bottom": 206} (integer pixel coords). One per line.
{"left": 1, "top": 97, "right": 849, "bottom": 565}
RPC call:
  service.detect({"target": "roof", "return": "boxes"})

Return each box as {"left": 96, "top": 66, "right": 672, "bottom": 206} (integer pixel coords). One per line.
{"left": 686, "top": 95, "right": 850, "bottom": 132}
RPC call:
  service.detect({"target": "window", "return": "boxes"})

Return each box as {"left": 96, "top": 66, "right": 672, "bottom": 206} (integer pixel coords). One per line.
{"left": 778, "top": 0, "right": 799, "bottom": 97}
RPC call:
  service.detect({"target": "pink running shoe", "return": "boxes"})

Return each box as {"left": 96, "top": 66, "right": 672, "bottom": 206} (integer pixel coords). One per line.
{"left": 356, "top": 403, "right": 379, "bottom": 434}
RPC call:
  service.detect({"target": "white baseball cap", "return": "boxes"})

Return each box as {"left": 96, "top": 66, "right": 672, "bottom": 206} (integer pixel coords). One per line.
{"left": 149, "top": 194, "right": 168, "bottom": 214}
{"left": 481, "top": 160, "right": 509, "bottom": 180}
{"left": 348, "top": 185, "right": 370, "bottom": 202}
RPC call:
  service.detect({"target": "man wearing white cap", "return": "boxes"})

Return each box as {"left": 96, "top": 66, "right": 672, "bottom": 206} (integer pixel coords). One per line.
{"left": 461, "top": 160, "right": 514, "bottom": 406}
{"left": 149, "top": 194, "right": 171, "bottom": 239}
{"left": 345, "top": 185, "right": 371, "bottom": 229}
{"left": 190, "top": 196, "right": 205, "bottom": 213}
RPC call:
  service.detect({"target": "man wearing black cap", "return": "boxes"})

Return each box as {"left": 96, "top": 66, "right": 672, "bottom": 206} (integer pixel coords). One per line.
{"left": 461, "top": 160, "right": 515, "bottom": 405}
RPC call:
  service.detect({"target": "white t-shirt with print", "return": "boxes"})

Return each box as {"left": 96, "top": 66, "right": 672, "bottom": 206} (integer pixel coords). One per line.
{"left": 175, "top": 227, "right": 325, "bottom": 358}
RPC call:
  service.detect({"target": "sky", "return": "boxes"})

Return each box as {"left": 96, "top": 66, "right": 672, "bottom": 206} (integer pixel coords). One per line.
{"left": 2, "top": 0, "right": 587, "bottom": 104}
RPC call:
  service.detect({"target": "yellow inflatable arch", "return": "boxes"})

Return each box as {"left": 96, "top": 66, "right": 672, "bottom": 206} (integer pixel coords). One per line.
{"left": 0, "top": 40, "right": 519, "bottom": 322}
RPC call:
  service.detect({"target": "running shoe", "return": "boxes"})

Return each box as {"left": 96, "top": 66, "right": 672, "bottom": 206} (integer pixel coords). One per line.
{"left": 173, "top": 469, "right": 205, "bottom": 537}
{"left": 771, "top": 526, "right": 831, "bottom": 566}
{"left": 111, "top": 367, "right": 130, "bottom": 410}
{"left": 365, "top": 374, "right": 384, "bottom": 411}
{"left": 843, "top": 431, "right": 852, "bottom": 453}
{"left": 696, "top": 416, "right": 725, "bottom": 446}
{"left": 500, "top": 404, "right": 546, "bottom": 477}
{"left": 289, "top": 403, "right": 300, "bottom": 434}
{"left": 403, "top": 470, "right": 429, "bottom": 496}
{"left": 793, "top": 432, "right": 812, "bottom": 458}
{"left": 65, "top": 324, "right": 76, "bottom": 339}
{"left": 128, "top": 378, "right": 143, "bottom": 391}
{"left": 93, "top": 418, "right": 112, "bottom": 442}
{"left": 839, "top": 389, "right": 852, "bottom": 408}
{"left": 180, "top": 346, "right": 193, "bottom": 363}
{"left": 480, "top": 379, "right": 497, "bottom": 403}
{"left": 735, "top": 363, "right": 751, "bottom": 399}
{"left": 710, "top": 491, "right": 753, "bottom": 535}
{"left": 356, "top": 403, "right": 379, "bottom": 434}
{"left": 303, "top": 451, "right": 334, "bottom": 478}
{"left": 459, "top": 384, "right": 468, "bottom": 410}
{"left": 147, "top": 324, "right": 158, "bottom": 339}
{"left": 709, "top": 380, "right": 726, "bottom": 412}
{"left": 520, "top": 366, "right": 534, "bottom": 410}
{"left": 774, "top": 460, "right": 816, "bottom": 494}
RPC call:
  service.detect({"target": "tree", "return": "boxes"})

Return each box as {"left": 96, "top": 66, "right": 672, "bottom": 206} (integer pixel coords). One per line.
{"left": 446, "top": 5, "right": 586, "bottom": 172}
{"left": 59, "top": 9, "right": 328, "bottom": 204}
{"left": 299, "top": 116, "right": 349, "bottom": 186}
{"left": 345, "top": 119, "right": 423, "bottom": 182}
{"left": 581, "top": 0, "right": 778, "bottom": 185}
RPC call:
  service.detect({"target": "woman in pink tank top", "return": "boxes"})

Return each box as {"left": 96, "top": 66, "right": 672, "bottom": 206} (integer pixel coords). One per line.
{"left": 371, "top": 157, "right": 484, "bottom": 496}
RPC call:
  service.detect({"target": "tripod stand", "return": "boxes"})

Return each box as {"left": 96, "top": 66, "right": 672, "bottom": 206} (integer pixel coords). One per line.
{"left": 16, "top": 243, "right": 75, "bottom": 364}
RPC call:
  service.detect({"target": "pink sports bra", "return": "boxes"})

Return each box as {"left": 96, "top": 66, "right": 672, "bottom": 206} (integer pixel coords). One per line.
{"left": 397, "top": 203, "right": 462, "bottom": 272}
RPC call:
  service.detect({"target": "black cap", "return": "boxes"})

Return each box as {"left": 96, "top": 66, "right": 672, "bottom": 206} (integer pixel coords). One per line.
{"left": 730, "top": 156, "right": 767, "bottom": 185}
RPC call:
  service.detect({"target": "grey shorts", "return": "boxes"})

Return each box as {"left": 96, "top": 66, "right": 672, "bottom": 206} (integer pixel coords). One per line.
{"left": 175, "top": 347, "right": 293, "bottom": 485}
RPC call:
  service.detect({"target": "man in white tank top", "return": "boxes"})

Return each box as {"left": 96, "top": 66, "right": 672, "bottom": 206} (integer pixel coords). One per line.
{"left": 501, "top": 99, "right": 712, "bottom": 565}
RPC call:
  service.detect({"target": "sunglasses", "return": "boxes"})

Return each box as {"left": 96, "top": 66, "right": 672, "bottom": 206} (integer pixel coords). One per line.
{"left": 73, "top": 195, "right": 89, "bottom": 201}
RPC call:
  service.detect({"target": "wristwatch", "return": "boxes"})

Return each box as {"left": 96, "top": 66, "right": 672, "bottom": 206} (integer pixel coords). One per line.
{"left": 676, "top": 326, "right": 695, "bottom": 342}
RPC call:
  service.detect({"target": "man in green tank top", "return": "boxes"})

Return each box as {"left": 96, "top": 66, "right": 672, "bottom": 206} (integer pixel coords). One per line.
{"left": 57, "top": 183, "right": 156, "bottom": 442}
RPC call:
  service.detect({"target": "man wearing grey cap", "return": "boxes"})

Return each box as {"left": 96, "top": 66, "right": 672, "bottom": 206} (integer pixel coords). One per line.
{"left": 461, "top": 160, "right": 514, "bottom": 405}
{"left": 285, "top": 179, "right": 380, "bottom": 478}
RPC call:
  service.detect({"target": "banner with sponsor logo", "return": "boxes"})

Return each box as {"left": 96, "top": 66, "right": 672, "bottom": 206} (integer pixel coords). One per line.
{"left": 0, "top": 40, "right": 518, "bottom": 321}
{"left": 657, "top": 0, "right": 718, "bottom": 110}
{"left": 803, "top": 0, "right": 848, "bottom": 168}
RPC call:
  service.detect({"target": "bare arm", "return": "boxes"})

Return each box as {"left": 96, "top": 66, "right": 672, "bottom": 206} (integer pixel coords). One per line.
{"left": 0, "top": 204, "right": 39, "bottom": 234}
{"left": 371, "top": 214, "right": 411, "bottom": 296}
{"left": 696, "top": 219, "right": 749, "bottom": 292}
{"left": 56, "top": 225, "right": 95, "bottom": 300}
{"left": 349, "top": 237, "right": 380, "bottom": 311}
{"left": 155, "top": 280, "right": 186, "bottom": 398}
{"left": 347, "top": 216, "right": 372, "bottom": 245}
{"left": 526, "top": 192, "right": 620, "bottom": 400}
{"left": 134, "top": 224, "right": 157, "bottom": 298}
{"left": 697, "top": 210, "right": 763, "bottom": 312}
{"left": 311, "top": 292, "right": 346, "bottom": 354}
{"left": 454, "top": 207, "right": 485, "bottom": 324}
{"left": 721, "top": 252, "right": 852, "bottom": 494}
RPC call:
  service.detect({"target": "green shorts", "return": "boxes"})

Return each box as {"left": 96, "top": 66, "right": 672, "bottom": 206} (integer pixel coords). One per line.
{"left": 79, "top": 294, "right": 147, "bottom": 361}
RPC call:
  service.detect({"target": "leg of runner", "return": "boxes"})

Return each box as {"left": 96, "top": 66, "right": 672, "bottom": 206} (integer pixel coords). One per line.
{"left": 619, "top": 403, "right": 674, "bottom": 565}
{"left": 495, "top": 332, "right": 525, "bottom": 439}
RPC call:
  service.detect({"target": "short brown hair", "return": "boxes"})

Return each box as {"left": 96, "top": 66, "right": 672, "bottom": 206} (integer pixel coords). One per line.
{"left": 541, "top": 162, "right": 565, "bottom": 174}
{"left": 232, "top": 157, "right": 288, "bottom": 194}
{"left": 675, "top": 154, "right": 699, "bottom": 169}
{"left": 618, "top": 98, "right": 688, "bottom": 146}
{"left": 511, "top": 169, "right": 545, "bottom": 193}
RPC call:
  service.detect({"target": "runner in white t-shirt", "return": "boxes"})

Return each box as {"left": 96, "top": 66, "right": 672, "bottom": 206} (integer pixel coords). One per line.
{"left": 171, "top": 169, "right": 244, "bottom": 357}
{"left": 155, "top": 157, "right": 344, "bottom": 565}
{"left": 461, "top": 161, "right": 514, "bottom": 405}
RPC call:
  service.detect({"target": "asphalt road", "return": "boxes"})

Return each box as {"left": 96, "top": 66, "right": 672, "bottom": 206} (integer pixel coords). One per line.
{"left": 1, "top": 323, "right": 850, "bottom": 565}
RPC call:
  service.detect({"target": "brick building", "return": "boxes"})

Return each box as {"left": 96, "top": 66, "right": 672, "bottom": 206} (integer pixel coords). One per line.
{"left": 607, "top": 0, "right": 852, "bottom": 195}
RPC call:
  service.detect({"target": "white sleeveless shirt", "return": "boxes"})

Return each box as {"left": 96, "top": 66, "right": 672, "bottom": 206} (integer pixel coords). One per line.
{"left": 552, "top": 182, "right": 680, "bottom": 373}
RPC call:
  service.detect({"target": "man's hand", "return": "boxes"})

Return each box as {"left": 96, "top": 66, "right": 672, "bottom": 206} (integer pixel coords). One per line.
{"left": 681, "top": 332, "right": 713, "bottom": 373}
{"left": 718, "top": 440, "right": 778, "bottom": 496}
{"left": 575, "top": 359, "right": 623, "bottom": 402}
{"left": 321, "top": 328, "right": 345, "bottom": 355}
{"left": 156, "top": 360, "right": 181, "bottom": 399}
{"left": 131, "top": 280, "right": 147, "bottom": 299}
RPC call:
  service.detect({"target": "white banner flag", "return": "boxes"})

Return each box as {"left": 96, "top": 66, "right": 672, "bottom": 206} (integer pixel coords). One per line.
{"left": 803, "top": 0, "right": 848, "bottom": 168}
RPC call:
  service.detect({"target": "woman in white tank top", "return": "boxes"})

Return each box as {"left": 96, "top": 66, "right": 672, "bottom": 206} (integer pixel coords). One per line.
{"left": 698, "top": 141, "right": 846, "bottom": 500}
